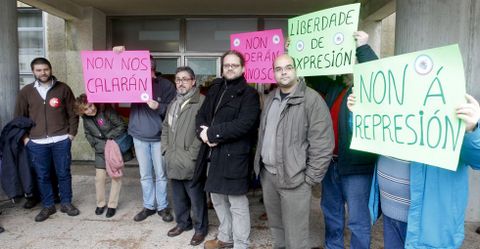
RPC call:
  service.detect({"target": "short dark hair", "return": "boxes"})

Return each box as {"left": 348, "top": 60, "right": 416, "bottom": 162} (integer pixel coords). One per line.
{"left": 221, "top": 50, "right": 245, "bottom": 67}
{"left": 175, "top": 66, "right": 195, "bottom": 80}
{"left": 30, "top": 57, "right": 52, "bottom": 71}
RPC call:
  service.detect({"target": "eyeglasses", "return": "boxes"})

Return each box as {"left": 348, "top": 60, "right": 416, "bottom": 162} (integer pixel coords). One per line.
{"left": 274, "top": 64, "right": 295, "bottom": 73}
{"left": 223, "top": 64, "right": 241, "bottom": 69}
{"left": 175, "top": 78, "right": 193, "bottom": 84}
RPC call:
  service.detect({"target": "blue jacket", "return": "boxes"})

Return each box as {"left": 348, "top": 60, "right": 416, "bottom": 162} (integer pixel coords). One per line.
{"left": 369, "top": 123, "right": 480, "bottom": 249}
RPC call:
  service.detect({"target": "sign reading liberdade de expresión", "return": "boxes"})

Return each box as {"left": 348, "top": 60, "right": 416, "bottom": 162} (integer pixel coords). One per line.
{"left": 288, "top": 3, "right": 360, "bottom": 76}
{"left": 350, "top": 44, "right": 466, "bottom": 171}
{"left": 81, "top": 50, "right": 152, "bottom": 103}
{"left": 230, "top": 29, "right": 284, "bottom": 83}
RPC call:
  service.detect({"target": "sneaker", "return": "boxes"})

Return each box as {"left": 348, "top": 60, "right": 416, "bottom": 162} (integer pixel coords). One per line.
{"left": 35, "top": 206, "right": 56, "bottom": 222}
{"left": 158, "top": 208, "right": 173, "bottom": 222}
{"left": 60, "top": 203, "right": 80, "bottom": 216}
{"left": 105, "top": 208, "right": 116, "bottom": 218}
{"left": 133, "top": 208, "right": 156, "bottom": 222}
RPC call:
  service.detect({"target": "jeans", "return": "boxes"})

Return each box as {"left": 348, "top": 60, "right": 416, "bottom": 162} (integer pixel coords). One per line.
{"left": 261, "top": 169, "right": 312, "bottom": 249}
{"left": 210, "top": 193, "right": 250, "bottom": 249}
{"left": 133, "top": 138, "right": 168, "bottom": 210}
{"left": 321, "top": 162, "right": 373, "bottom": 249}
{"left": 171, "top": 179, "right": 208, "bottom": 235}
{"left": 383, "top": 215, "right": 407, "bottom": 249}
{"left": 26, "top": 138, "right": 73, "bottom": 207}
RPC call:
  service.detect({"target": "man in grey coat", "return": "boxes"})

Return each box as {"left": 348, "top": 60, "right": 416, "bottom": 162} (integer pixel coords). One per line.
{"left": 254, "top": 54, "right": 334, "bottom": 249}
{"left": 161, "top": 67, "right": 208, "bottom": 246}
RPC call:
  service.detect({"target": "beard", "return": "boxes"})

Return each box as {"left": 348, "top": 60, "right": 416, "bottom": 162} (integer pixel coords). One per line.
{"left": 35, "top": 74, "right": 52, "bottom": 84}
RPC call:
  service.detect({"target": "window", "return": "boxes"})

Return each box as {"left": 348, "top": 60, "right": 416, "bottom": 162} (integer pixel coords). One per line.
{"left": 110, "top": 17, "right": 289, "bottom": 84}
{"left": 186, "top": 18, "right": 257, "bottom": 52}
{"left": 111, "top": 18, "right": 180, "bottom": 52}
{"left": 18, "top": 8, "right": 45, "bottom": 88}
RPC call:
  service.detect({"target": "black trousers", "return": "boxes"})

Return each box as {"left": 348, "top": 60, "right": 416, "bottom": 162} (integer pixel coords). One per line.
{"left": 170, "top": 179, "right": 209, "bottom": 235}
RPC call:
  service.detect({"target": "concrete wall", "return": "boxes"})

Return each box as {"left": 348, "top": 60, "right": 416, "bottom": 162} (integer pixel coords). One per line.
{"left": 46, "top": 13, "right": 67, "bottom": 82}
{"left": 67, "top": 7, "right": 107, "bottom": 161}
{"left": 396, "top": 0, "right": 480, "bottom": 222}
{"left": 0, "top": 0, "right": 19, "bottom": 129}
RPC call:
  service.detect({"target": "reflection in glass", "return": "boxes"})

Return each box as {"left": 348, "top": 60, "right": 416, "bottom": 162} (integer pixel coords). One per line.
{"left": 187, "top": 58, "right": 218, "bottom": 87}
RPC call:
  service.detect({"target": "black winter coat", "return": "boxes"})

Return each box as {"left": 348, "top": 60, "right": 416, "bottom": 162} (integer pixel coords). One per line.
{"left": 193, "top": 76, "right": 260, "bottom": 195}
{"left": 0, "top": 117, "right": 35, "bottom": 198}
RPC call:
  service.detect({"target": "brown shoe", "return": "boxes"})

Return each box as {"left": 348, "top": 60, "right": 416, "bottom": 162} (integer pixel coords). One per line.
{"left": 190, "top": 232, "right": 206, "bottom": 246}
{"left": 203, "top": 239, "right": 233, "bottom": 249}
{"left": 167, "top": 225, "right": 192, "bottom": 237}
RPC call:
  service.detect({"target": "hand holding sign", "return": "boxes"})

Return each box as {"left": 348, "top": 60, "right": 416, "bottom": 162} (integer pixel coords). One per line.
{"left": 347, "top": 93, "right": 356, "bottom": 111}
{"left": 456, "top": 94, "right": 480, "bottom": 132}
{"left": 113, "top": 46, "right": 126, "bottom": 53}
{"left": 146, "top": 99, "right": 159, "bottom": 110}
{"left": 353, "top": 31, "right": 369, "bottom": 48}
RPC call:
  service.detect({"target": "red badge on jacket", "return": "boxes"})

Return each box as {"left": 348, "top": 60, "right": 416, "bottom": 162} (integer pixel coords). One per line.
{"left": 49, "top": 97, "right": 61, "bottom": 108}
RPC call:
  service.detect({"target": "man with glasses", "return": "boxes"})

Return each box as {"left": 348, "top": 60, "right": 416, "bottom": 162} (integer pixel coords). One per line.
{"left": 254, "top": 54, "right": 334, "bottom": 249}
{"left": 194, "top": 50, "right": 260, "bottom": 249}
{"left": 161, "top": 67, "right": 208, "bottom": 246}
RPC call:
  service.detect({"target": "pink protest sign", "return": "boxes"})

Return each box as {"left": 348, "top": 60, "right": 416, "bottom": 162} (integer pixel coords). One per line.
{"left": 230, "top": 29, "right": 284, "bottom": 84}
{"left": 81, "top": 50, "right": 152, "bottom": 103}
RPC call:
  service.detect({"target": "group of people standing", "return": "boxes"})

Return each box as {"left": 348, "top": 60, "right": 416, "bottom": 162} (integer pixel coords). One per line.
{"left": 3, "top": 30, "right": 480, "bottom": 249}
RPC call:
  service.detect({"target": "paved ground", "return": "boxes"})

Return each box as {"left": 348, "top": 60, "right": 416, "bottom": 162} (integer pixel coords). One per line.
{"left": 0, "top": 162, "right": 479, "bottom": 248}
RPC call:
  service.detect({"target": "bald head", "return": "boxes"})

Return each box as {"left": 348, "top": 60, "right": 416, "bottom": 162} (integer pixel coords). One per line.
{"left": 273, "top": 54, "right": 298, "bottom": 93}
{"left": 274, "top": 54, "right": 295, "bottom": 67}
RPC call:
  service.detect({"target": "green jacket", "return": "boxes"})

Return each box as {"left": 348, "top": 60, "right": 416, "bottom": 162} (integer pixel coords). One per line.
{"left": 254, "top": 78, "right": 334, "bottom": 188}
{"left": 161, "top": 88, "right": 204, "bottom": 180}
{"left": 82, "top": 105, "right": 131, "bottom": 169}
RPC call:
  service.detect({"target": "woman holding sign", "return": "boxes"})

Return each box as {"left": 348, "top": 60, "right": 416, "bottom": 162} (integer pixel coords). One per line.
{"left": 347, "top": 93, "right": 480, "bottom": 249}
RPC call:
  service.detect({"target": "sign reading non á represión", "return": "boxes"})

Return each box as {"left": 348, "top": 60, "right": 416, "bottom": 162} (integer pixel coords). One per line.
{"left": 350, "top": 44, "right": 466, "bottom": 171}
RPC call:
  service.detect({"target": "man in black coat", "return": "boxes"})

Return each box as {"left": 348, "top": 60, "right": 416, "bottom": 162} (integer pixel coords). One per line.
{"left": 194, "top": 50, "right": 260, "bottom": 249}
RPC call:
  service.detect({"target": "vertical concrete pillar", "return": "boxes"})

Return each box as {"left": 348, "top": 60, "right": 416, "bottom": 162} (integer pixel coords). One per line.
{"left": 396, "top": 0, "right": 480, "bottom": 222}
{"left": 64, "top": 7, "right": 106, "bottom": 160}
{"left": 0, "top": 0, "right": 19, "bottom": 129}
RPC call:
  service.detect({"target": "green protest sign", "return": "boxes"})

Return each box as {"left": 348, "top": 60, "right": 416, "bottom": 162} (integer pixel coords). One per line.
{"left": 350, "top": 44, "right": 466, "bottom": 171}
{"left": 288, "top": 3, "right": 360, "bottom": 76}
